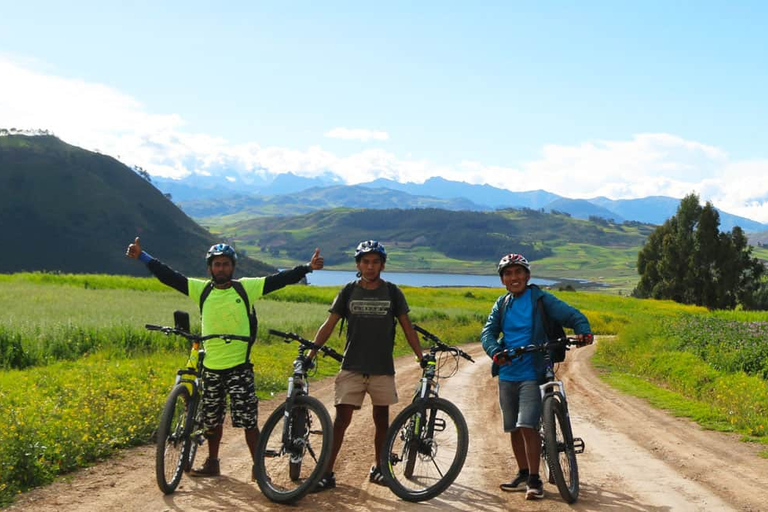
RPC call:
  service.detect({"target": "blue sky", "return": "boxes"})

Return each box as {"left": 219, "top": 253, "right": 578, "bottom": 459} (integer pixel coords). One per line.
{"left": 2, "top": 1, "right": 768, "bottom": 221}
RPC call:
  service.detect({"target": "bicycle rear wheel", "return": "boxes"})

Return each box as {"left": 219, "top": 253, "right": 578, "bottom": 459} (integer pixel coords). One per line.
{"left": 542, "top": 394, "right": 579, "bottom": 503}
{"left": 156, "top": 385, "right": 193, "bottom": 494}
{"left": 254, "top": 395, "right": 333, "bottom": 503}
{"left": 381, "top": 397, "right": 469, "bottom": 502}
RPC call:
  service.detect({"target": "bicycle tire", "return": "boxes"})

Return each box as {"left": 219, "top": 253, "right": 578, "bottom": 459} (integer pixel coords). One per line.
{"left": 254, "top": 395, "right": 333, "bottom": 503}
{"left": 182, "top": 392, "right": 203, "bottom": 472}
{"left": 542, "top": 394, "right": 579, "bottom": 503}
{"left": 380, "top": 397, "right": 469, "bottom": 502}
{"left": 289, "top": 406, "right": 307, "bottom": 481}
{"left": 156, "top": 384, "right": 193, "bottom": 494}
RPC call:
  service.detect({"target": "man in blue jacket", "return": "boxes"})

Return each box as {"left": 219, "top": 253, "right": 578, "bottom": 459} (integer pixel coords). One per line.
{"left": 481, "top": 253, "right": 592, "bottom": 500}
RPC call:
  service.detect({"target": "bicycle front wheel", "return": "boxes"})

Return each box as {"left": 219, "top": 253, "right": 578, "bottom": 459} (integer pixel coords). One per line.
{"left": 381, "top": 398, "right": 469, "bottom": 502}
{"left": 156, "top": 384, "right": 193, "bottom": 494}
{"left": 542, "top": 394, "right": 579, "bottom": 503}
{"left": 254, "top": 395, "right": 333, "bottom": 503}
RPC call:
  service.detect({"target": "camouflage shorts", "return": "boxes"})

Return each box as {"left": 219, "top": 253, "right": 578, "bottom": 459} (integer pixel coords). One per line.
{"left": 201, "top": 364, "right": 259, "bottom": 430}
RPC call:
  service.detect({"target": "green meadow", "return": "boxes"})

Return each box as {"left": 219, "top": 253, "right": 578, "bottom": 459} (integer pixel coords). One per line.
{"left": 1, "top": 272, "right": 768, "bottom": 506}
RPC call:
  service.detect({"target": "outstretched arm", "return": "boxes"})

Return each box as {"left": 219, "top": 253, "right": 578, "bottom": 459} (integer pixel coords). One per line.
{"left": 263, "top": 248, "right": 324, "bottom": 294}
{"left": 125, "top": 236, "right": 188, "bottom": 295}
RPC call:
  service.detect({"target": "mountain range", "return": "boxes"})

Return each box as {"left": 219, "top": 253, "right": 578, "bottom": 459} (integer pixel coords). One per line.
{"left": 154, "top": 174, "right": 768, "bottom": 233}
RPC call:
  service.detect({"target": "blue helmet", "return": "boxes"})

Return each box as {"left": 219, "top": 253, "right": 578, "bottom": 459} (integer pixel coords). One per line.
{"left": 206, "top": 243, "right": 237, "bottom": 266}
{"left": 354, "top": 240, "right": 387, "bottom": 262}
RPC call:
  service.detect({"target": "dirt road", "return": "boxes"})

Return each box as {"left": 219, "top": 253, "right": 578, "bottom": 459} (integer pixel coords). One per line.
{"left": 9, "top": 341, "right": 768, "bottom": 511}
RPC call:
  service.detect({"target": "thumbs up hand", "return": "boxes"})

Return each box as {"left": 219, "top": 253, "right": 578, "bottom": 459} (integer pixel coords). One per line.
{"left": 309, "top": 248, "right": 324, "bottom": 270}
{"left": 126, "top": 237, "right": 142, "bottom": 259}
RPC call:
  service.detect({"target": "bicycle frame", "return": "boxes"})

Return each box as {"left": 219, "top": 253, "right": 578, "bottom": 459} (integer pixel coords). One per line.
{"left": 380, "top": 324, "right": 473, "bottom": 502}
{"left": 147, "top": 316, "right": 251, "bottom": 494}
{"left": 253, "top": 329, "right": 342, "bottom": 503}
{"left": 503, "top": 337, "right": 587, "bottom": 503}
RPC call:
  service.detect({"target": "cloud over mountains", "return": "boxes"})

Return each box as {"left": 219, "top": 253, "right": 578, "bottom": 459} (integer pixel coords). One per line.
{"left": 2, "top": 56, "right": 768, "bottom": 223}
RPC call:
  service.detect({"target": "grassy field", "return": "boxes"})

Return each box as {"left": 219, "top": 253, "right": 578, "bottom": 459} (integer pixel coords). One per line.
{"left": 2, "top": 272, "right": 768, "bottom": 505}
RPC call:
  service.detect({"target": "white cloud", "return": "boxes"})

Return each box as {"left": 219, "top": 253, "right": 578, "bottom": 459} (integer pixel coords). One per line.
{"left": 324, "top": 127, "right": 389, "bottom": 142}
{"left": 3, "top": 56, "right": 768, "bottom": 223}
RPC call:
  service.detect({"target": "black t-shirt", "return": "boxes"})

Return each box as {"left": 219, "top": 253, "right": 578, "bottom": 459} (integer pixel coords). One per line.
{"left": 329, "top": 280, "right": 409, "bottom": 375}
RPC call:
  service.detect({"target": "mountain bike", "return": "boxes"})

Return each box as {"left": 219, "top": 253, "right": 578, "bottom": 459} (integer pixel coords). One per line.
{"left": 253, "top": 329, "right": 343, "bottom": 503}
{"left": 147, "top": 311, "right": 251, "bottom": 495}
{"left": 379, "top": 324, "right": 474, "bottom": 502}
{"left": 500, "top": 337, "right": 589, "bottom": 503}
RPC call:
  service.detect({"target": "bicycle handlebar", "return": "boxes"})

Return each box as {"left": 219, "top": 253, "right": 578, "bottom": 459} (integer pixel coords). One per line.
{"left": 412, "top": 324, "right": 475, "bottom": 363}
{"left": 268, "top": 329, "right": 343, "bottom": 363}
{"left": 145, "top": 324, "right": 251, "bottom": 343}
{"left": 502, "top": 337, "right": 589, "bottom": 360}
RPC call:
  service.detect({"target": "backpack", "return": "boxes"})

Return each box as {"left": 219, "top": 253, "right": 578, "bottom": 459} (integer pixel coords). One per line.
{"left": 537, "top": 298, "right": 568, "bottom": 363}
{"left": 499, "top": 292, "right": 568, "bottom": 363}
{"left": 199, "top": 280, "right": 258, "bottom": 364}
{"left": 336, "top": 280, "right": 401, "bottom": 337}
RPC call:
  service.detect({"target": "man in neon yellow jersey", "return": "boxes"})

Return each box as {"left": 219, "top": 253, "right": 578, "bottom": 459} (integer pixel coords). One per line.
{"left": 126, "top": 237, "right": 324, "bottom": 480}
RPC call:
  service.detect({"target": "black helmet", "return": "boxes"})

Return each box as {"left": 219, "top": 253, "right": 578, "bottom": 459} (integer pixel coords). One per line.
{"left": 354, "top": 240, "right": 387, "bottom": 262}
{"left": 206, "top": 243, "right": 237, "bottom": 265}
{"left": 497, "top": 253, "right": 530, "bottom": 275}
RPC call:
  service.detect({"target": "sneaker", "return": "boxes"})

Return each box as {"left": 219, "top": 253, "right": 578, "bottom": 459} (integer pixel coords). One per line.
{"left": 369, "top": 465, "right": 386, "bottom": 486}
{"left": 525, "top": 475, "right": 544, "bottom": 500}
{"left": 499, "top": 470, "right": 529, "bottom": 491}
{"left": 312, "top": 472, "right": 336, "bottom": 493}
{"left": 189, "top": 457, "right": 220, "bottom": 477}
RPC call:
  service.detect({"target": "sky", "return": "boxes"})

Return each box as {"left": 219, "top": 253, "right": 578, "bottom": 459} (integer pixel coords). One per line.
{"left": 2, "top": 1, "right": 768, "bottom": 222}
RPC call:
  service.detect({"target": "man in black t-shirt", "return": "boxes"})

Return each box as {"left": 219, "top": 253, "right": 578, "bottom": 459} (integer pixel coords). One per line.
{"left": 309, "top": 240, "right": 424, "bottom": 492}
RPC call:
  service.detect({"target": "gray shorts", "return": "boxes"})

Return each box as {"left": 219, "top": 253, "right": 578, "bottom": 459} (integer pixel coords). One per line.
{"left": 498, "top": 379, "right": 542, "bottom": 431}
{"left": 201, "top": 364, "right": 259, "bottom": 430}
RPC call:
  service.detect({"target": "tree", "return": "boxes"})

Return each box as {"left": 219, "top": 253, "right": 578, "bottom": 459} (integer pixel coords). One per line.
{"left": 634, "top": 193, "right": 766, "bottom": 309}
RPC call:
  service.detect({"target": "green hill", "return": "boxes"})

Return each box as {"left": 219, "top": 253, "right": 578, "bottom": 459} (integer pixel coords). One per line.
{"left": 0, "top": 135, "right": 275, "bottom": 276}
{"left": 207, "top": 207, "right": 655, "bottom": 290}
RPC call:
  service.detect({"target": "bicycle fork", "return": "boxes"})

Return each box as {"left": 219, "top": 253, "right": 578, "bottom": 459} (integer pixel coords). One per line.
{"left": 539, "top": 383, "right": 585, "bottom": 455}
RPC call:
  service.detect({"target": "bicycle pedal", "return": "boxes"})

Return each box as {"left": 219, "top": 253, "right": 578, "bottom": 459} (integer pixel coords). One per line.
{"left": 573, "top": 437, "right": 585, "bottom": 454}
{"left": 263, "top": 449, "right": 281, "bottom": 458}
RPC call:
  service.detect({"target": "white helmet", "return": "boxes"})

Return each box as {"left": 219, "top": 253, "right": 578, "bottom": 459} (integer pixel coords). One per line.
{"left": 497, "top": 253, "right": 530, "bottom": 275}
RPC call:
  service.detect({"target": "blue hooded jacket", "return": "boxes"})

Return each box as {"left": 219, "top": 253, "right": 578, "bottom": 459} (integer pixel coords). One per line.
{"left": 481, "top": 284, "right": 591, "bottom": 380}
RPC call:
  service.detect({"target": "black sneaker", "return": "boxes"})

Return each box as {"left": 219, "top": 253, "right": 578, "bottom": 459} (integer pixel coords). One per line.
{"left": 525, "top": 475, "right": 544, "bottom": 500}
{"left": 369, "top": 465, "right": 386, "bottom": 486}
{"left": 312, "top": 472, "right": 336, "bottom": 493}
{"left": 500, "top": 470, "right": 529, "bottom": 491}
{"left": 189, "top": 457, "right": 220, "bottom": 477}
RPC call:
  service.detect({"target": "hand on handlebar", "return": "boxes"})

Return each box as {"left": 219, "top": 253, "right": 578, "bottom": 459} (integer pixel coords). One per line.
{"left": 576, "top": 333, "right": 594, "bottom": 346}
{"left": 419, "top": 356, "right": 430, "bottom": 369}
{"left": 492, "top": 351, "right": 511, "bottom": 366}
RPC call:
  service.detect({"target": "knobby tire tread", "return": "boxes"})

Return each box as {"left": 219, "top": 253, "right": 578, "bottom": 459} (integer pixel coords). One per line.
{"left": 381, "top": 397, "right": 469, "bottom": 502}
{"left": 156, "top": 384, "right": 193, "bottom": 494}
{"left": 542, "top": 394, "right": 579, "bottom": 503}
{"left": 253, "top": 395, "right": 333, "bottom": 503}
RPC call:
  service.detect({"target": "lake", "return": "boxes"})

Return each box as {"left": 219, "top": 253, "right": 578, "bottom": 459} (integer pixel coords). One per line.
{"left": 305, "top": 269, "right": 558, "bottom": 288}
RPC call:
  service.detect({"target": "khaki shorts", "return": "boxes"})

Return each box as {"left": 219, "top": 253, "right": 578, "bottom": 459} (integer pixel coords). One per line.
{"left": 334, "top": 369, "right": 398, "bottom": 408}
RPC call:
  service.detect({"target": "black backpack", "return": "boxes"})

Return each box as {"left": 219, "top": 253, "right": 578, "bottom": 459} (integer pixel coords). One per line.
{"left": 499, "top": 292, "right": 568, "bottom": 363}
{"left": 537, "top": 298, "right": 568, "bottom": 363}
{"left": 199, "top": 280, "right": 258, "bottom": 364}
{"left": 336, "top": 280, "right": 401, "bottom": 337}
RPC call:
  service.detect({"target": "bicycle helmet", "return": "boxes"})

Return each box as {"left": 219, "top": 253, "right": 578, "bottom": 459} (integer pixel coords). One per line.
{"left": 206, "top": 243, "right": 237, "bottom": 265}
{"left": 497, "top": 253, "right": 530, "bottom": 275}
{"left": 354, "top": 240, "right": 387, "bottom": 262}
